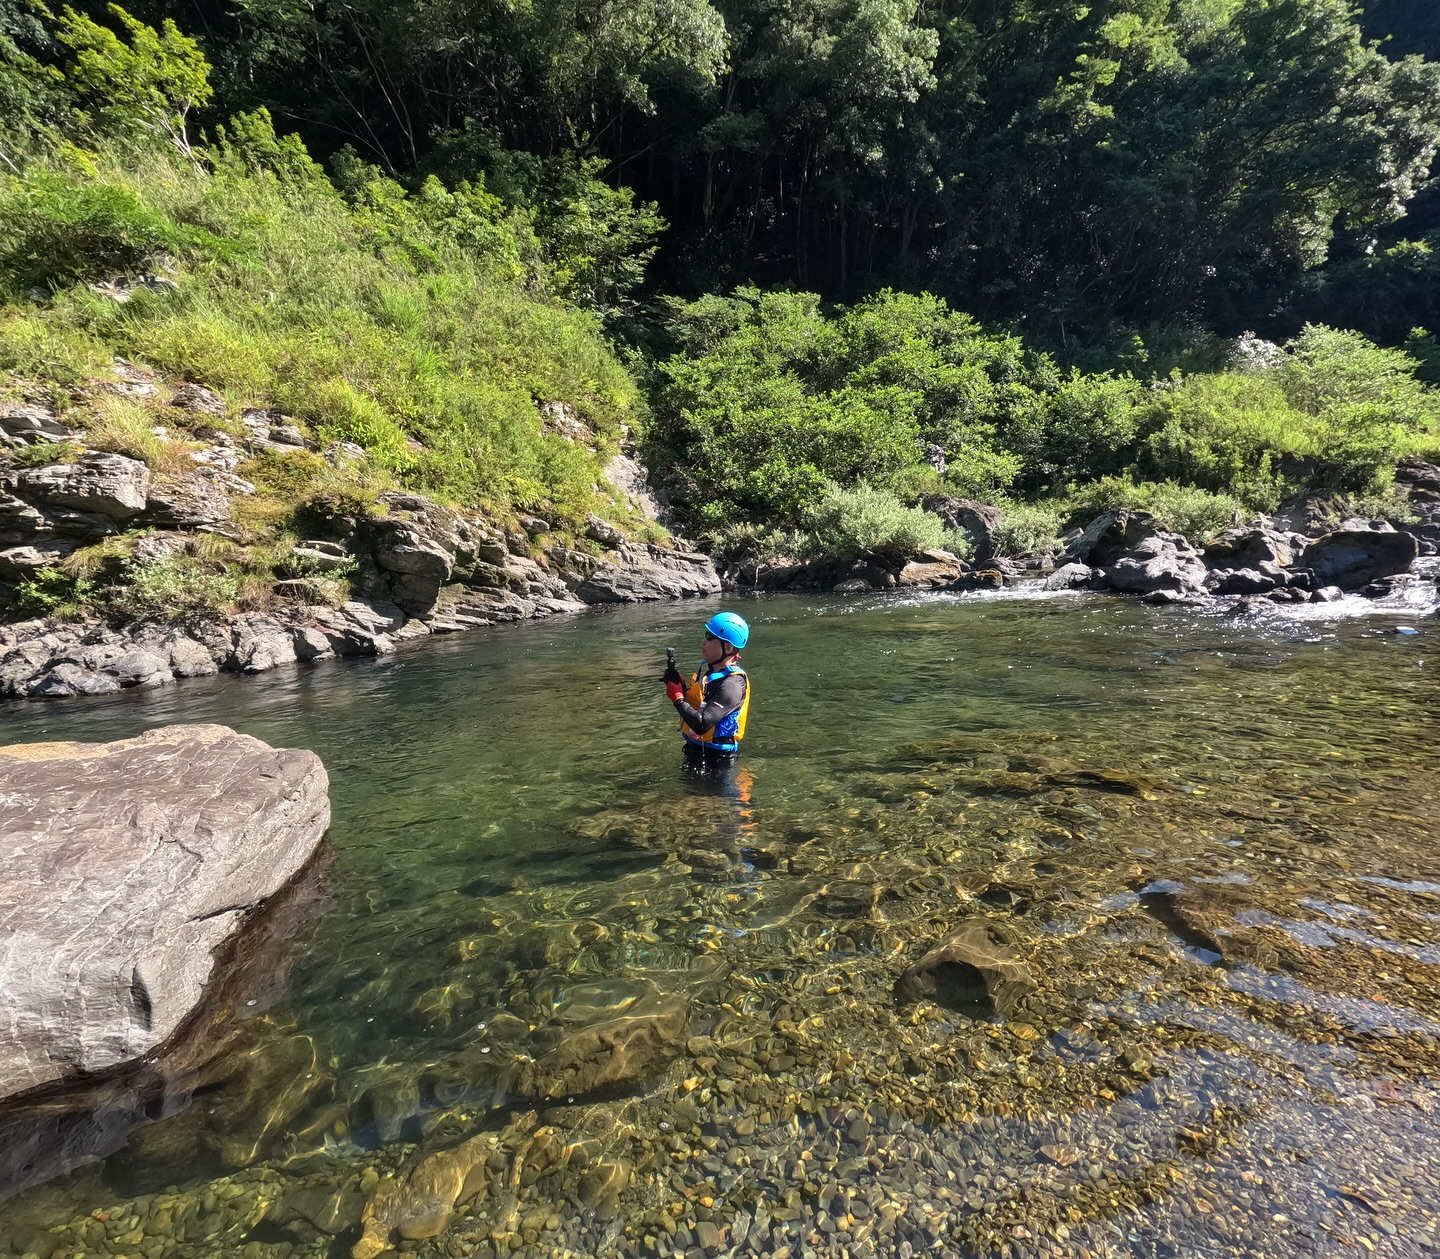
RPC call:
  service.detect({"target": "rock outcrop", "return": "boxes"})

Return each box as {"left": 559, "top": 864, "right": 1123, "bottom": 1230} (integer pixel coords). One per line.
{"left": 0, "top": 596, "right": 431, "bottom": 698}
{"left": 923, "top": 496, "right": 1004, "bottom": 562}
{"left": 730, "top": 548, "right": 973, "bottom": 594}
{"left": 0, "top": 724, "right": 329, "bottom": 1101}
{"left": 1063, "top": 510, "right": 1208, "bottom": 598}
{"left": 1395, "top": 458, "right": 1440, "bottom": 554}
{"left": 1202, "top": 525, "right": 1310, "bottom": 594}
{"left": 1299, "top": 528, "right": 1419, "bottom": 590}
{"left": 1044, "top": 561, "right": 1095, "bottom": 591}
{"left": 0, "top": 395, "right": 722, "bottom": 699}
{"left": 559, "top": 542, "right": 721, "bottom": 603}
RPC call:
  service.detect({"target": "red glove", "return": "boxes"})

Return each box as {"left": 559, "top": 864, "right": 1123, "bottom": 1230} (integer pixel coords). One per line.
{"left": 665, "top": 681, "right": 685, "bottom": 702}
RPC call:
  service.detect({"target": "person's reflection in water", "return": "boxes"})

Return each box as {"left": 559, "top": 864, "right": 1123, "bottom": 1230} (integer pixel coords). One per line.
{"left": 679, "top": 747, "right": 761, "bottom": 875}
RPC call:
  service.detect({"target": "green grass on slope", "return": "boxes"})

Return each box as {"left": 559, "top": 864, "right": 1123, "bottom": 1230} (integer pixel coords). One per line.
{"left": 0, "top": 134, "right": 640, "bottom": 525}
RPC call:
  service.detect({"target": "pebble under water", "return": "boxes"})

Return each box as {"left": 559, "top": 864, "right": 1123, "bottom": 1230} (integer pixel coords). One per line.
{"left": 1, "top": 588, "right": 1439, "bottom": 1259}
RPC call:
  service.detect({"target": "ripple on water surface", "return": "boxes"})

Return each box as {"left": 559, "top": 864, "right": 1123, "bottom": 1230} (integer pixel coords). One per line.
{"left": 1, "top": 591, "right": 1439, "bottom": 1259}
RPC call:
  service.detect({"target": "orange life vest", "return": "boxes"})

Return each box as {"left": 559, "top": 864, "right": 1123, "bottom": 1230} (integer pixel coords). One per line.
{"left": 679, "top": 664, "right": 750, "bottom": 752}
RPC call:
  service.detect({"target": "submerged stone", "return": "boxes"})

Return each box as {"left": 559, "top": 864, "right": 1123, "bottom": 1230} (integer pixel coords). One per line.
{"left": 518, "top": 988, "right": 690, "bottom": 1100}
{"left": 893, "top": 920, "right": 1036, "bottom": 1018}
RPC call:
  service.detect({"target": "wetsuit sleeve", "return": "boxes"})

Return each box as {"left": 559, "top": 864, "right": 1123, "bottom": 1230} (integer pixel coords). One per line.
{"left": 674, "top": 672, "right": 746, "bottom": 734}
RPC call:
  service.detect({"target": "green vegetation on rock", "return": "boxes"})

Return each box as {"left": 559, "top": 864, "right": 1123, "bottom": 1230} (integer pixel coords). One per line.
{"left": 2, "top": 0, "right": 1440, "bottom": 618}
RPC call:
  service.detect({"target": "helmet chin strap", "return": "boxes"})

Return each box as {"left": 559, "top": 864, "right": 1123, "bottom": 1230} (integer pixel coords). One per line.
{"left": 704, "top": 643, "right": 738, "bottom": 673}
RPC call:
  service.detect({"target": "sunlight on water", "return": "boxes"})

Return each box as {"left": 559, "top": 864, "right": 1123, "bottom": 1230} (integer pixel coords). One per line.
{"left": 1, "top": 590, "right": 1438, "bottom": 1258}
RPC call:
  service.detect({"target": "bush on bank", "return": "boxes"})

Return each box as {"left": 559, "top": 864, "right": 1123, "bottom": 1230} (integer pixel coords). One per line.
{"left": 647, "top": 289, "right": 1440, "bottom": 548}
{"left": 0, "top": 9, "right": 652, "bottom": 620}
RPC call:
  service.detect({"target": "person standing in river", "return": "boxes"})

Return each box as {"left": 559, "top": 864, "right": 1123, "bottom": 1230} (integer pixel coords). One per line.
{"left": 663, "top": 611, "right": 751, "bottom": 764}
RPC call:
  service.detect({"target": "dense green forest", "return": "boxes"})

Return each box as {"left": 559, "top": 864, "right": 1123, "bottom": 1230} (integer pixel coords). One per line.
{"left": 4, "top": 0, "right": 1440, "bottom": 600}
{"left": 10, "top": 0, "right": 1433, "bottom": 338}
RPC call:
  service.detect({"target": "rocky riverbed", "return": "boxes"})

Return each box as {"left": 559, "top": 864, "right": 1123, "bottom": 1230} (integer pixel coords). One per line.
{"left": 1, "top": 595, "right": 1437, "bottom": 1259}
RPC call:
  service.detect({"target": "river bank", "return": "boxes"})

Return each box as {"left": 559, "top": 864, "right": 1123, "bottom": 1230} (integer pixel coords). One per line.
{"left": 7, "top": 375, "right": 1440, "bottom": 704}
{"left": 1, "top": 593, "right": 1438, "bottom": 1259}
{"left": 5, "top": 506, "right": 1436, "bottom": 704}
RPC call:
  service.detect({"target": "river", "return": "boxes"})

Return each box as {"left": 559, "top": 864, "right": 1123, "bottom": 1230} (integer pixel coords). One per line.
{"left": 2, "top": 587, "right": 1439, "bottom": 1258}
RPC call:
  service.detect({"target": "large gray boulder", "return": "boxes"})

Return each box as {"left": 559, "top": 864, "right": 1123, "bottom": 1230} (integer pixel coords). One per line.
{"left": 569, "top": 543, "right": 721, "bottom": 602}
{"left": 1106, "top": 534, "right": 1208, "bottom": 595}
{"left": 1044, "top": 561, "right": 1095, "bottom": 591}
{"left": 1067, "top": 510, "right": 1208, "bottom": 597}
{"left": 896, "top": 550, "right": 969, "bottom": 588}
{"left": 923, "top": 496, "right": 1004, "bottom": 562}
{"left": 1064, "top": 509, "right": 1160, "bottom": 567}
{"left": 1300, "top": 529, "right": 1418, "bottom": 591}
{"left": 1212, "top": 564, "right": 1289, "bottom": 595}
{"left": 16, "top": 452, "right": 150, "bottom": 519}
{"left": 1204, "top": 526, "right": 1305, "bottom": 570}
{"left": 0, "top": 724, "right": 329, "bottom": 1101}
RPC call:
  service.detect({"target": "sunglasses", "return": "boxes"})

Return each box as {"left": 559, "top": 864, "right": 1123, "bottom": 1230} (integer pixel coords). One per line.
{"left": 704, "top": 630, "right": 717, "bottom": 641}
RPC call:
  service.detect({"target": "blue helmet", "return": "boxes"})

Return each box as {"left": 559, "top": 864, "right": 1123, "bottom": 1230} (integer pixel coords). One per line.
{"left": 705, "top": 611, "right": 750, "bottom": 650}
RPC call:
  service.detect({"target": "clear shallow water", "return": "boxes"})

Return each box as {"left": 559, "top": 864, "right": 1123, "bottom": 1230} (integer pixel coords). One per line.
{"left": 1, "top": 589, "right": 1440, "bottom": 1258}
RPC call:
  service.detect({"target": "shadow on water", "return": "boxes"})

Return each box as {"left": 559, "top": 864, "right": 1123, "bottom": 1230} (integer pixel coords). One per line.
{"left": 1, "top": 591, "right": 1439, "bottom": 1257}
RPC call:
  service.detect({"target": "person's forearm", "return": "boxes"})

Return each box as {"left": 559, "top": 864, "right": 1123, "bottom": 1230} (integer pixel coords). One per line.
{"left": 675, "top": 697, "right": 710, "bottom": 731}
{"left": 676, "top": 695, "right": 735, "bottom": 732}
{"left": 676, "top": 675, "right": 744, "bottom": 734}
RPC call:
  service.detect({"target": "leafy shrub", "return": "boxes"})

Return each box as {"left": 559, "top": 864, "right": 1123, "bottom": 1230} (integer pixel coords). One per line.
{"left": 1063, "top": 476, "right": 1240, "bottom": 542}
{"left": 1138, "top": 328, "right": 1440, "bottom": 504}
{"left": 1007, "top": 370, "right": 1145, "bottom": 491}
{"left": 106, "top": 554, "right": 237, "bottom": 618}
{"left": 209, "top": 107, "right": 329, "bottom": 190}
{"left": 1136, "top": 483, "right": 1240, "bottom": 541}
{"left": 14, "top": 566, "right": 94, "bottom": 615}
{"left": 57, "top": 3, "right": 213, "bottom": 158}
{"left": 1273, "top": 325, "right": 1435, "bottom": 493}
{"left": 1138, "top": 374, "right": 1310, "bottom": 509}
{"left": 939, "top": 528, "right": 975, "bottom": 561}
{"left": 703, "top": 522, "right": 797, "bottom": 565}
{"left": 0, "top": 171, "right": 222, "bottom": 292}
{"left": 799, "top": 483, "right": 945, "bottom": 561}
{"left": 0, "top": 136, "right": 639, "bottom": 523}
{"left": 652, "top": 288, "right": 1031, "bottom": 530}
{"left": 992, "top": 503, "right": 1063, "bottom": 559}
{"left": 1344, "top": 491, "right": 1420, "bottom": 525}
{"left": 10, "top": 438, "right": 80, "bottom": 466}
{"left": 238, "top": 449, "right": 329, "bottom": 502}
{"left": 941, "top": 446, "right": 1024, "bottom": 502}
{"left": 1276, "top": 325, "right": 1436, "bottom": 428}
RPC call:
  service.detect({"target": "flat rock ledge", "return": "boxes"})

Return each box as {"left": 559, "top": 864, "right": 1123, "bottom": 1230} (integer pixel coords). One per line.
{"left": 0, "top": 723, "right": 329, "bottom": 1103}
{"left": 1, "top": 540, "right": 721, "bottom": 702}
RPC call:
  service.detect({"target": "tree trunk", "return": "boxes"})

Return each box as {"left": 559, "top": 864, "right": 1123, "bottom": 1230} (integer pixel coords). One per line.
{"left": 900, "top": 201, "right": 918, "bottom": 260}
